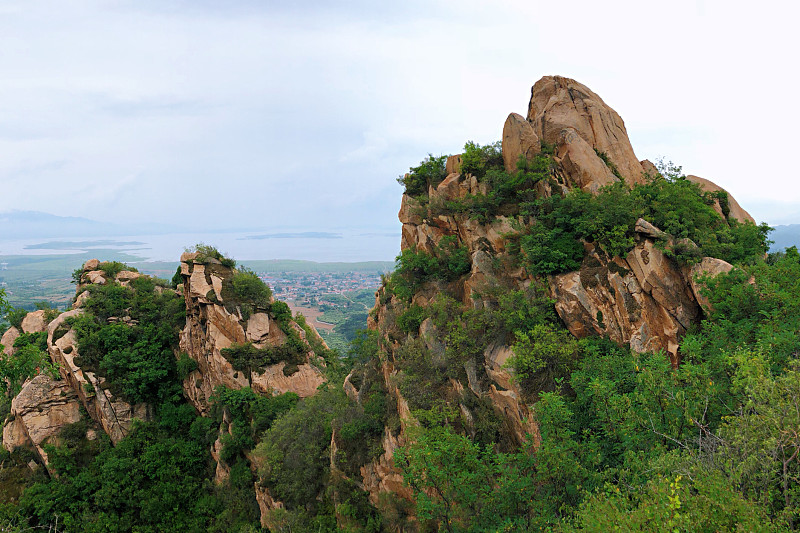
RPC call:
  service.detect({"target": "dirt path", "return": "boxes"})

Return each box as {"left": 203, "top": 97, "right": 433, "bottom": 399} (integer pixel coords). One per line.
{"left": 287, "top": 302, "right": 334, "bottom": 331}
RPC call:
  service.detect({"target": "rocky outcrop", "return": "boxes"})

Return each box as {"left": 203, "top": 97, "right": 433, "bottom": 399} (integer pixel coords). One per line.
{"left": 551, "top": 233, "right": 698, "bottom": 365}
{"left": 178, "top": 252, "right": 325, "bottom": 414}
{"left": 47, "top": 308, "right": 151, "bottom": 444}
{"left": 502, "top": 112, "right": 540, "bottom": 173}
{"left": 2, "top": 263, "right": 156, "bottom": 456}
{"left": 20, "top": 310, "right": 47, "bottom": 334}
{"left": 47, "top": 262, "right": 155, "bottom": 444}
{"left": 362, "top": 75, "right": 761, "bottom": 516}
{"left": 527, "top": 75, "right": 645, "bottom": 187}
{"left": 2, "top": 374, "right": 82, "bottom": 468}
{"left": 1, "top": 327, "right": 20, "bottom": 357}
{"left": 686, "top": 175, "right": 755, "bottom": 224}
{"left": 688, "top": 257, "right": 734, "bottom": 310}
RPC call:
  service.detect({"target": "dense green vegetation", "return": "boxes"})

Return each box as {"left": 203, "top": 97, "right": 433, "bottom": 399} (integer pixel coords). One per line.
{"left": 385, "top": 235, "right": 471, "bottom": 302}
{"left": 400, "top": 143, "right": 769, "bottom": 277}
{"left": 519, "top": 166, "right": 771, "bottom": 275}
{"left": 69, "top": 276, "right": 185, "bottom": 405}
{"left": 384, "top": 250, "right": 800, "bottom": 531}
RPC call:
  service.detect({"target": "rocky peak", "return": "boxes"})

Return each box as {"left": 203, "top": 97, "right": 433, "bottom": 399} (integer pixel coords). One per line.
{"left": 178, "top": 251, "right": 325, "bottom": 414}
{"left": 359, "top": 75, "right": 761, "bottom": 512}
{"left": 527, "top": 75, "right": 646, "bottom": 188}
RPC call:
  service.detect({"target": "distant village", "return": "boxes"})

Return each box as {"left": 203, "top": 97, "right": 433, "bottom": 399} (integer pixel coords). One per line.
{"left": 259, "top": 270, "right": 382, "bottom": 307}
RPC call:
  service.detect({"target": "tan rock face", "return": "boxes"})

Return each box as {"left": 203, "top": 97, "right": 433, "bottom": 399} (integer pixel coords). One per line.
{"left": 688, "top": 257, "right": 734, "bottom": 311}
{"left": 398, "top": 194, "right": 423, "bottom": 226}
{"left": 21, "top": 310, "right": 48, "bottom": 334}
{"left": 86, "top": 270, "right": 107, "bottom": 285}
{"left": 178, "top": 256, "right": 325, "bottom": 414}
{"left": 115, "top": 270, "right": 141, "bottom": 285}
{"left": 528, "top": 75, "right": 645, "bottom": 186}
{"left": 1, "top": 327, "right": 20, "bottom": 357}
{"left": 550, "top": 233, "right": 701, "bottom": 364}
{"left": 446, "top": 154, "right": 462, "bottom": 175}
{"left": 685, "top": 175, "right": 755, "bottom": 224}
{"left": 254, "top": 485, "right": 286, "bottom": 530}
{"left": 2, "top": 374, "right": 82, "bottom": 468}
{"left": 502, "top": 112, "right": 540, "bottom": 173}
{"left": 556, "top": 127, "right": 620, "bottom": 193}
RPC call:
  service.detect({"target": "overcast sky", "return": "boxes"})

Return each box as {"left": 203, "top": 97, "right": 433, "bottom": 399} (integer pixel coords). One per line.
{"left": 1, "top": 0, "right": 799, "bottom": 233}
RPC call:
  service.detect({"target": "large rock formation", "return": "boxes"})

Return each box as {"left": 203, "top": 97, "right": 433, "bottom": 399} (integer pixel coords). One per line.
{"left": 527, "top": 75, "right": 646, "bottom": 187}
{"left": 359, "top": 75, "right": 755, "bottom": 514}
{"left": 1, "top": 260, "right": 159, "bottom": 463}
{"left": 549, "top": 220, "right": 729, "bottom": 365}
{"left": 178, "top": 252, "right": 325, "bottom": 414}
{"left": 2, "top": 374, "right": 82, "bottom": 468}
{"left": 686, "top": 175, "right": 755, "bottom": 224}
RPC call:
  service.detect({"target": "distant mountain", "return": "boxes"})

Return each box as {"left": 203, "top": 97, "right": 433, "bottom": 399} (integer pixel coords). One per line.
{"left": 770, "top": 224, "right": 800, "bottom": 252}
{"left": 0, "top": 210, "right": 178, "bottom": 239}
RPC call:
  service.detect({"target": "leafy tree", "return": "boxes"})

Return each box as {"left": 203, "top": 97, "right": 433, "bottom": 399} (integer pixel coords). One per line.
{"left": 398, "top": 154, "right": 448, "bottom": 197}
{"left": 460, "top": 141, "right": 503, "bottom": 179}
{"left": 255, "top": 386, "right": 349, "bottom": 515}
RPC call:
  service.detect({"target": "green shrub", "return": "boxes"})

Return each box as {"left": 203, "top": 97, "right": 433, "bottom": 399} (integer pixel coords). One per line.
{"left": 220, "top": 341, "right": 307, "bottom": 376}
{"left": 188, "top": 243, "right": 236, "bottom": 268}
{"left": 71, "top": 275, "right": 186, "bottom": 405}
{"left": 5, "top": 308, "right": 28, "bottom": 330}
{"left": 255, "top": 386, "right": 349, "bottom": 513}
{"left": 13, "top": 331, "right": 47, "bottom": 352}
{"left": 270, "top": 300, "right": 292, "bottom": 323}
{"left": 170, "top": 266, "right": 183, "bottom": 290}
{"left": 211, "top": 386, "right": 298, "bottom": 464}
{"left": 231, "top": 268, "right": 271, "bottom": 308}
{"left": 397, "top": 155, "right": 448, "bottom": 197}
{"left": 98, "top": 261, "right": 135, "bottom": 279}
{"left": 0, "top": 343, "right": 59, "bottom": 396}
{"left": 516, "top": 166, "right": 771, "bottom": 275}
{"left": 460, "top": 140, "right": 503, "bottom": 179}
{"left": 396, "top": 305, "right": 426, "bottom": 334}
{"left": 388, "top": 236, "right": 472, "bottom": 302}
{"left": 176, "top": 352, "right": 198, "bottom": 380}
{"left": 506, "top": 323, "right": 579, "bottom": 393}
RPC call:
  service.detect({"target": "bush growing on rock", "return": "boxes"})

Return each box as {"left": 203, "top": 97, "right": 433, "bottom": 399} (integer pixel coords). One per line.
{"left": 71, "top": 270, "right": 186, "bottom": 405}
{"left": 189, "top": 243, "right": 236, "bottom": 268}
{"left": 397, "top": 154, "right": 448, "bottom": 197}
{"left": 231, "top": 267, "right": 272, "bottom": 308}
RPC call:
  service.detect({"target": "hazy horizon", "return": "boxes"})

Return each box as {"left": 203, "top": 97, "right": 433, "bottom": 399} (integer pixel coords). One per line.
{"left": 1, "top": 1, "right": 799, "bottom": 233}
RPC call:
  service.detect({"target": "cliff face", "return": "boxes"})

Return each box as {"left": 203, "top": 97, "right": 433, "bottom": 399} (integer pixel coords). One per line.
{"left": 2, "top": 260, "right": 154, "bottom": 470}
{"left": 357, "top": 75, "right": 752, "bottom": 510}
{"left": 177, "top": 251, "right": 325, "bottom": 415}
